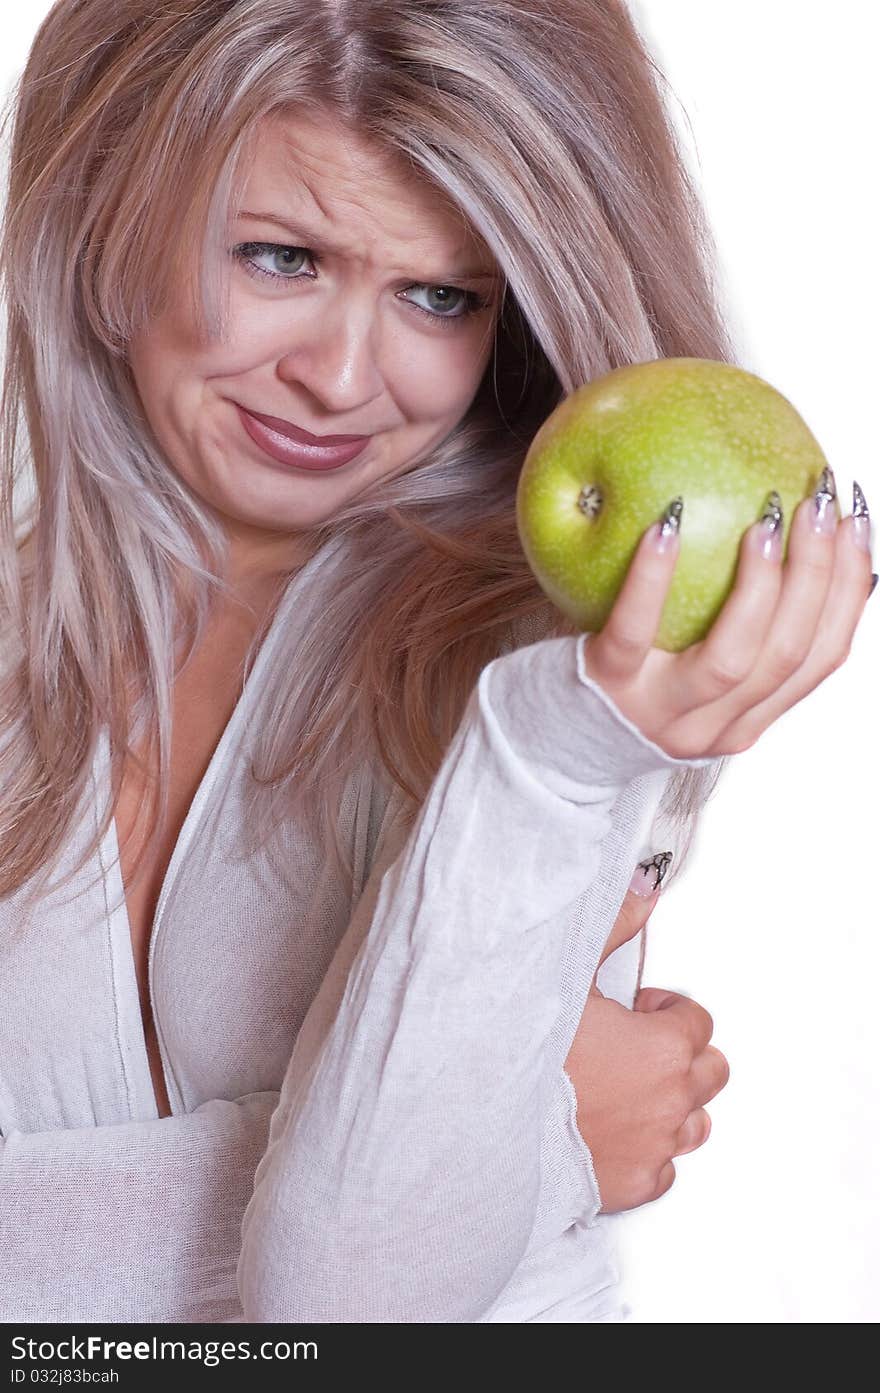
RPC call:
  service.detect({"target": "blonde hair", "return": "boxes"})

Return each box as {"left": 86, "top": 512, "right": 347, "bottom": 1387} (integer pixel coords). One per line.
{"left": 0, "top": 0, "right": 734, "bottom": 904}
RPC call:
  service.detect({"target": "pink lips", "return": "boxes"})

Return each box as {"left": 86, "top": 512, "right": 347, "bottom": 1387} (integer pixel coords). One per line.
{"left": 235, "top": 403, "right": 371, "bottom": 471}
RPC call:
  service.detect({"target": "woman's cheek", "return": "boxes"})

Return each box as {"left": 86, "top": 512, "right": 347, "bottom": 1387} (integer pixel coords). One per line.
{"left": 398, "top": 331, "right": 493, "bottom": 420}
{"left": 222, "top": 293, "right": 290, "bottom": 363}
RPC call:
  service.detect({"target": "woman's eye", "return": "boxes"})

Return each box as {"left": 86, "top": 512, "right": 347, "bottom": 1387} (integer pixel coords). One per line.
{"left": 236, "top": 243, "right": 312, "bottom": 279}
{"left": 403, "top": 285, "right": 470, "bottom": 318}
{"left": 232, "top": 242, "right": 489, "bottom": 327}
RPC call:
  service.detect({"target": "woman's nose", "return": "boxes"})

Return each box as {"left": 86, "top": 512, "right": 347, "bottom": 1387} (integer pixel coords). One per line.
{"left": 274, "top": 298, "right": 384, "bottom": 416}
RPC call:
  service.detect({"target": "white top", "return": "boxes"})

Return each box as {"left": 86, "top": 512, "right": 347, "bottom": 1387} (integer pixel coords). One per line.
{"left": 0, "top": 539, "right": 714, "bottom": 1323}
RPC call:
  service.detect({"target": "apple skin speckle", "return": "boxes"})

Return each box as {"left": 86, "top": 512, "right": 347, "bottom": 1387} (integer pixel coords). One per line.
{"left": 515, "top": 357, "right": 829, "bottom": 651}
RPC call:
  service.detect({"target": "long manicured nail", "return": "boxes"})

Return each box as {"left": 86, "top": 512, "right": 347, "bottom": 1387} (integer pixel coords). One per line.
{"left": 753, "top": 489, "right": 783, "bottom": 561}
{"left": 652, "top": 497, "right": 683, "bottom": 555}
{"left": 852, "top": 481, "right": 872, "bottom": 553}
{"left": 629, "top": 851, "right": 674, "bottom": 897}
{"left": 812, "top": 465, "right": 838, "bottom": 535}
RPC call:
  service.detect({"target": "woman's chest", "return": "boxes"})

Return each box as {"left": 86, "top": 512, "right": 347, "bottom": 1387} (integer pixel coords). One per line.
{"left": 113, "top": 625, "right": 273, "bottom": 1116}
{"left": 110, "top": 633, "right": 382, "bottom": 1117}
{"left": 114, "top": 748, "right": 222, "bottom": 1120}
{"left": 0, "top": 805, "right": 355, "bottom": 1135}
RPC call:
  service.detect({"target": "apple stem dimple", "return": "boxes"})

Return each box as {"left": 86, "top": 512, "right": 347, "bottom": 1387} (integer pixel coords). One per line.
{"left": 577, "top": 484, "right": 603, "bottom": 519}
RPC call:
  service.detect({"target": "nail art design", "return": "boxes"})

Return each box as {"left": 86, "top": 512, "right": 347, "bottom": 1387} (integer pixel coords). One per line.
{"left": 635, "top": 850, "right": 674, "bottom": 893}
{"left": 658, "top": 497, "right": 683, "bottom": 539}
{"left": 813, "top": 465, "right": 837, "bottom": 533}
{"left": 852, "top": 480, "right": 872, "bottom": 553}
{"left": 759, "top": 490, "right": 783, "bottom": 532}
{"left": 755, "top": 490, "right": 783, "bottom": 560}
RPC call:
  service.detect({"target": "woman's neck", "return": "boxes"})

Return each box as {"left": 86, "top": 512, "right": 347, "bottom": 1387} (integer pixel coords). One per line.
{"left": 221, "top": 514, "right": 320, "bottom": 606}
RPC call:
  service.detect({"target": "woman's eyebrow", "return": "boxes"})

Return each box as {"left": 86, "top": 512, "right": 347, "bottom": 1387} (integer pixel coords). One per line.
{"left": 236, "top": 209, "right": 500, "bottom": 282}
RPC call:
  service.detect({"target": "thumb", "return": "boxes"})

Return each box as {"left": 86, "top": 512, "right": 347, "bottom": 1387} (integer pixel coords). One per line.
{"left": 596, "top": 850, "right": 673, "bottom": 969}
{"left": 632, "top": 986, "right": 683, "bottom": 1013}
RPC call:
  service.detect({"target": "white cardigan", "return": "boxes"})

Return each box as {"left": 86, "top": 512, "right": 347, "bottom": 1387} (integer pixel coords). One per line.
{"left": 0, "top": 542, "right": 714, "bottom": 1322}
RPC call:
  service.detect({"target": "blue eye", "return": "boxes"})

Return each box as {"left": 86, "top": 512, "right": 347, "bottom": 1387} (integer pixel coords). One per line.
{"left": 238, "top": 244, "right": 310, "bottom": 278}
{"left": 232, "top": 242, "right": 492, "bottom": 329}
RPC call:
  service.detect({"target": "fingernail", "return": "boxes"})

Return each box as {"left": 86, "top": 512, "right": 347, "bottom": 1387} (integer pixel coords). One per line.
{"left": 629, "top": 851, "right": 674, "bottom": 897}
{"left": 811, "top": 465, "right": 838, "bottom": 535}
{"left": 852, "top": 480, "right": 872, "bottom": 553}
{"left": 869, "top": 572, "right": 878, "bottom": 598}
{"left": 752, "top": 489, "right": 783, "bottom": 561}
{"left": 652, "top": 497, "right": 683, "bottom": 555}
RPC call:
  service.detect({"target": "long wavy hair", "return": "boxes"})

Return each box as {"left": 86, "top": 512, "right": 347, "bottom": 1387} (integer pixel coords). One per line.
{"left": 0, "top": 0, "right": 733, "bottom": 906}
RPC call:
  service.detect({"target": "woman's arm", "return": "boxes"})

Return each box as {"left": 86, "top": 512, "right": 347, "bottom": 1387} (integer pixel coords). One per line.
{"left": 0, "top": 636, "right": 710, "bottom": 1326}
{"left": 0, "top": 1092, "right": 277, "bottom": 1323}
{"left": 237, "top": 633, "right": 716, "bottom": 1322}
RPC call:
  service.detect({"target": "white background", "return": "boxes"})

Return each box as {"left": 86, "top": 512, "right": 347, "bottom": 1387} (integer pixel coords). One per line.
{"left": 1, "top": 2, "right": 876, "bottom": 1323}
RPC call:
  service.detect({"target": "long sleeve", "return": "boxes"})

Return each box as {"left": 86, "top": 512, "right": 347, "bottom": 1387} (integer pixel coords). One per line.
{"left": 0, "top": 1092, "right": 277, "bottom": 1323}
{"left": 237, "top": 633, "right": 714, "bottom": 1322}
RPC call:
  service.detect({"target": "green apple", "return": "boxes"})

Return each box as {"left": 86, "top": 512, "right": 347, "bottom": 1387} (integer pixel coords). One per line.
{"left": 515, "top": 356, "right": 833, "bottom": 651}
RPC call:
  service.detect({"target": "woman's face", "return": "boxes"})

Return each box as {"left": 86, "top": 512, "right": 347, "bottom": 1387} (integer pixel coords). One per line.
{"left": 128, "top": 110, "right": 503, "bottom": 566}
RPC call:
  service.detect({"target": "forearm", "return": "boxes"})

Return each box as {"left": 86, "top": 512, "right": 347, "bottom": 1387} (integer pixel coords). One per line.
{"left": 0, "top": 1091, "right": 278, "bottom": 1323}
{"left": 238, "top": 636, "right": 712, "bottom": 1322}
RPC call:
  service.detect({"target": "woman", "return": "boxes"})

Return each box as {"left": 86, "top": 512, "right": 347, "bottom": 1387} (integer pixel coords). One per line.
{"left": 0, "top": 0, "right": 870, "bottom": 1323}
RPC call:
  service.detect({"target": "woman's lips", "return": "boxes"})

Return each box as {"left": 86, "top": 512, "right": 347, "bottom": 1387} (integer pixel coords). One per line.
{"left": 234, "top": 403, "right": 371, "bottom": 471}
{"left": 243, "top": 406, "right": 368, "bottom": 445}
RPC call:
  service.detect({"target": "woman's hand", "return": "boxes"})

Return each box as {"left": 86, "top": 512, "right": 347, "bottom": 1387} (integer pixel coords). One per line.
{"left": 580, "top": 473, "right": 873, "bottom": 758}
{"left": 564, "top": 864, "right": 730, "bottom": 1213}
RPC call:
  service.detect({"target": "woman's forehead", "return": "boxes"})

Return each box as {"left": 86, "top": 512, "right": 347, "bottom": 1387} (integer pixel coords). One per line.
{"left": 240, "top": 110, "right": 497, "bottom": 277}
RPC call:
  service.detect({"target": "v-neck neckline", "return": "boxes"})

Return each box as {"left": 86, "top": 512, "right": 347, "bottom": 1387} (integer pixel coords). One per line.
{"left": 96, "top": 537, "right": 334, "bottom": 1118}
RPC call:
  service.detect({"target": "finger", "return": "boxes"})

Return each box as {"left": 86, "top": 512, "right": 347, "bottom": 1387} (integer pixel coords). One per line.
{"left": 690, "top": 1044, "right": 730, "bottom": 1107}
{"left": 652, "top": 1159, "right": 676, "bottom": 1201}
{"left": 582, "top": 505, "right": 681, "bottom": 685}
{"left": 735, "top": 488, "right": 839, "bottom": 703}
{"left": 633, "top": 986, "right": 679, "bottom": 1013}
{"left": 597, "top": 889, "right": 656, "bottom": 969}
{"left": 679, "top": 485, "right": 837, "bottom": 726}
{"left": 596, "top": 852, "right": 673, "bottom": 968}
{"left": 677, "top": 491, "right": 787, "bottom": 707}
{"left": 634, "top": 986, "right": 714, "bottom": 1055}
{"left": 673, "top": 1106, "right": 712, "bottom": 1157}
{"left": 707, "top": 496, "right": 874, "bottom": 753}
